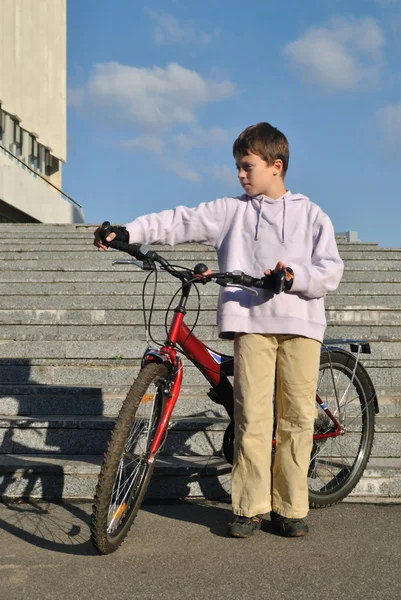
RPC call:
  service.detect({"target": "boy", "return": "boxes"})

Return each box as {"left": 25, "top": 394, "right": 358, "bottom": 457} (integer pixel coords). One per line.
{"left": 95, "top": 122, "right": 344, "bottom": 538}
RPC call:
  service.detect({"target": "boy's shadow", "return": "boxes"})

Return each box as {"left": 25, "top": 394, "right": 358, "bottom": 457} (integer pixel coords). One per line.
{"left": 142, "top": 500, "right": 276, "bottom": 537}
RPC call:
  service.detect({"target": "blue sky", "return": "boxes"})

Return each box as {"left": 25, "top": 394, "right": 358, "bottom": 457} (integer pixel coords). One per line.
{"left": 65, "top": 0, "right": 401, "bottom": 247}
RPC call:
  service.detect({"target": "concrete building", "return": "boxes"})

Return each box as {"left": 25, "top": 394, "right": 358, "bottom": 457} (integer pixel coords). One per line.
{"left": 0, "top": 0, "right": 84, "bottom": 223}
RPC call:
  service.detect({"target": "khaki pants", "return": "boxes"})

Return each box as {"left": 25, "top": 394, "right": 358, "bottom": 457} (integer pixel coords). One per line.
{"left": 232, "top": 333, "right": 321, "bottom": 519}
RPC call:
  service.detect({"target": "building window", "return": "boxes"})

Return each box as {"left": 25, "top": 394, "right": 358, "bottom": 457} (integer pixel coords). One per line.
{"left": 11, "top": 118, "right": 23, "bottom": 156}
{"left": 0, "top": 107, "right": 4, "bottom": 145}
{"left": 29, "top": 135, "right": 39, "bottom": 170}
{"left": 45, "top": 148, "right": 59, "bottom": 177}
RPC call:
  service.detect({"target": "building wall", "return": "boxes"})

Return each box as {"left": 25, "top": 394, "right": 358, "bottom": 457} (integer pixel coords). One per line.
{"left": 0, "top": 0, "right": 83, "bottom": 223}
{"left": 0, "top": 147, "right": 83, "bottom": 223}
{"left": 0, "top": 0, "right": 66, "bottom": 162}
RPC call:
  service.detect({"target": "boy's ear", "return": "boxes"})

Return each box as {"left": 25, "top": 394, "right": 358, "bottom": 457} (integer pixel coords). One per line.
{"left": 273, "top": 159, "right": 284, "bottom": 175}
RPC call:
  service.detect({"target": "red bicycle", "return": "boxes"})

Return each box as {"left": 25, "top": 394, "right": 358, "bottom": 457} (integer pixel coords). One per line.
{"left": 91, "top": 226, "right": 378, "bottom": 554}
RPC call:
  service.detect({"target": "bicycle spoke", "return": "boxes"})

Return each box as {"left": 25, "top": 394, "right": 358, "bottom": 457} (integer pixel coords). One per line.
{"left": 105, "top": 381, "right": 163, "bottom": 533}
{"left": 107, "top": 458, "right": 145, "bottom": 531}
{"left": 309, "top": 354, "right": 373, "bottom": 500}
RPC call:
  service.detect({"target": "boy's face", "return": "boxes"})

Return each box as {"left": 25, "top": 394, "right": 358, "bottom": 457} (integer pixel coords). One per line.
{"left": 235, "top": 152, "right": 283, "bottom": 197}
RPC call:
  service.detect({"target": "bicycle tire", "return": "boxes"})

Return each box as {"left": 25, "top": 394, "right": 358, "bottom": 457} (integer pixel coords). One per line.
{"left": 308, "top": 349, "right": 375, "bottom": 508}
{"left": 91, "top": 362, "right": 169, "bottom": 554}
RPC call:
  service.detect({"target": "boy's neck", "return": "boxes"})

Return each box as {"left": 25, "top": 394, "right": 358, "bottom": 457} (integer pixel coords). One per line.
{"left": 261, "top": 180, "right": 287, "bottom": 200}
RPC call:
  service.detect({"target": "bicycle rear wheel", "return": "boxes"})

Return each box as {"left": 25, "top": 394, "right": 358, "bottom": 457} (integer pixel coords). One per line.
{"left": 308, "top": 349, "right": 375, "bottom": 507}
{"left": 91, "top": 362, "right": 169, "bottom": 554}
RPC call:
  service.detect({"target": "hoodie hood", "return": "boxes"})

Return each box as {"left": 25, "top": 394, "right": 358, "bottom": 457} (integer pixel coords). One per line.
{"left": 247, "top": 191, "right": 310, "bottom": 242}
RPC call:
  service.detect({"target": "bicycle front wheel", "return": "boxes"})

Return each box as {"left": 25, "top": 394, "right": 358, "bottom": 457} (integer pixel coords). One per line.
{"left": 308, "top": 349, "right": 375, "bottom": 508}
{"left": 91, "top": 363, "right": 169, "bottom": 554}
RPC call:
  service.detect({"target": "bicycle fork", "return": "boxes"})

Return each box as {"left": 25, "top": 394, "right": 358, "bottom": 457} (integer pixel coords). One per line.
{"left": 146, "top": 359, "right": 184, "bottom": 464}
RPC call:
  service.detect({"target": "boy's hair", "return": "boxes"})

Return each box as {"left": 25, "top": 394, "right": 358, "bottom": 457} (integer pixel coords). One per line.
{"left": 233, "top": 122, "right": 289, "bottom": 177}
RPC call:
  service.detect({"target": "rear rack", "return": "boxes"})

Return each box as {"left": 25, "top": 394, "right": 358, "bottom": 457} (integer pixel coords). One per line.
{"left": 323, "top": 339, "right": 371, "bottom": 354}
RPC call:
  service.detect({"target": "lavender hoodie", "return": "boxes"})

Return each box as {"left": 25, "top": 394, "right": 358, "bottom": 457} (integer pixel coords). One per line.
{"left": 125, "top": 191, "right": 344, "bottom": 342}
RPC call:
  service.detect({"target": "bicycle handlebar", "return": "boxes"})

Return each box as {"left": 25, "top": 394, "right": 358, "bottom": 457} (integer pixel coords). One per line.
{"left": 100, "top": 221, "right": 293, "bottom": 294}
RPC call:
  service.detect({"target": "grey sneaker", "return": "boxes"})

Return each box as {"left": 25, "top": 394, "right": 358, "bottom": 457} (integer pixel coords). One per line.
{"left": 270, "top": 510, "right": 308, "bottom": 537}
{"left": 227, "top": 514, "right": 264, "bottom": 538}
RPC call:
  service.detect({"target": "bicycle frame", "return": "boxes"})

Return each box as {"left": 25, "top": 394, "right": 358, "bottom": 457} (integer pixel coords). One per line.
{"left": 136, "top": 274, "right": 373, "bottom": 465}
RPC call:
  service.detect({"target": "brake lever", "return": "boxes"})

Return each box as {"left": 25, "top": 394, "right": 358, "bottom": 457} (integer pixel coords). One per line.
{"left": 112, "top": 258, "right": 155, "bottom": 270}
{"left": 226, "top": 284, "right": 258, "bottom": 296}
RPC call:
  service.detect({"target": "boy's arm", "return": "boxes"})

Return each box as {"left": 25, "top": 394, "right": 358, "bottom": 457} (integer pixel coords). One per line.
{"left": 124, "top": 198, "right": 228, "bottom": 248}
{"left": 289, "top": 213, "right": 344, "bottom": 299}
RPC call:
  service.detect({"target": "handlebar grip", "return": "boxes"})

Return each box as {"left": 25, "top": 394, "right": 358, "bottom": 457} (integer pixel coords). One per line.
{"left": 241, "top": 274, "right": 255, "bottom": 287}
{"left": 108, "top": 239, "right": 143, "bottom": 257}
{"left": 101, "top": 221, "right": 112, "bottom": 237}
{"left": 252, "top": 271, "right": 286, "bottom": 293}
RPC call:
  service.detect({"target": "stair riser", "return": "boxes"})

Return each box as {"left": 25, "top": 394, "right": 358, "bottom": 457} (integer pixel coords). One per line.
{"left": 4, "top": 325, "right": 401, "bottom": 341}
{"left": 0, "top": 362, "right": 399, "bottom": 395}
{"left": 0, "top": 427, "right": 399, "bottom": 457}
{"left": 2, "top": 264, "right": 401, "bottom": 277}
{"left": 1, "top": 340, "right": 401, "bottom": 361}
{"left": 2, "top": 309, "right": 401, "bottom": 326}
{"left": 0, "top": 466, "right": 399, "bottom": 501}
{"left": 0, "top": 394, "right": 400, "bottom": 418}
{"left": 3, "top": 250, "right": 401, "bottom": 259}
{"left": 3, "top": 281, "right": 401, "bottom": 295}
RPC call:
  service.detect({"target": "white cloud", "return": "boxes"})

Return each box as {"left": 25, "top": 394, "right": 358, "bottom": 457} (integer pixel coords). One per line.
{"left": 173, "top": 127, "right": 231, "bottom": 151}
{"left": 284, "top": 17, "right": 385, "bottom": 91}
{"left": 69, "top": 62, "right": 237, "bottom": 184}
{"left": 206, "top": 164, "right": 238, "bottom": 186}
{"left": 120, "top": 135, "right": 201, "bottom": 182}
{"left": 67, "top": 88, "right": 85, "bottom": 109}
{"left": 120, "top": 128, "right": 233, "bottom": 183}
{"left": 165, "top": 160, "right": 201, "bottom": 182}
{"left": 375, "top": 102, "right": 401, "bottom": 150}
{"left": 120, "top": 136, "right": 165, "bottom": 154}
{"left": 70, "top": 61, "right": 236, "bottom": 131}
{"left": 146, "top": 9, "right": 218, "bottom": 46}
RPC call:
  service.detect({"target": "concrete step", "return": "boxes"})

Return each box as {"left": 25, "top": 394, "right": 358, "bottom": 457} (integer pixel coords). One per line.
{"left": 0, "top": 231, "right": 381, "bottom": 251}
{"left": 1, "top": 338, "right": 401, "bottom": 360}
{"left": 0, "top": 387, "right": 228, "bottom": 418}
{"left": 0, "top": 324, "right": 220, "bottom": 341}
{"left": 1, "top": 295, "right": 401, "bottom": 311}
{"left": 0, "top": 386, "right": 400, "bottom": 418}
{"left": 2, "top": 389, "right": 400, "bottom": 417}
{"left": 3, "top": 248, "right": 401, "bottom": 261}
{"left": 0, "top": 357, "right": 399, "bottom": 395}
{"left": 0, "top": 245, "right": 396, "bottom": 258}
{"left": 2, "top": 307, "right": 401, "bottom": 327}
{"left": 3, "top": 281, "right": 401, "bottom": 295}
{"left": 0, "top": 415, "right": 399, "bottom": 456}
{"left": 3, "top": 267, "right": 401, "bottom": 283}
{"left": 4, "top": 324, "right": 401, "bottom": 343}
{"left": 3, "top": 307, "right": 401, "bottom": 326}
{"left": 0, "top": 454, "right": 398, "bottom": 500}
{"left": 0, "top": 295, "right": 220, "bottom": 310}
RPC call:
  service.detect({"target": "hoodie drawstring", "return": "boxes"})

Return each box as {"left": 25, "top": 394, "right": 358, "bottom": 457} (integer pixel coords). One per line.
{"left": 256, "top": 199, "right": 264, "bottom": 240}
{"left": 282, "top": 198, "right": 286, "bottom": 243}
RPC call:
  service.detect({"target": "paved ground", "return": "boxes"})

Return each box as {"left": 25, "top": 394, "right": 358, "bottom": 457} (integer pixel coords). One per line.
{"left": 0, "top": 500, "right": 400, "bottom": 600}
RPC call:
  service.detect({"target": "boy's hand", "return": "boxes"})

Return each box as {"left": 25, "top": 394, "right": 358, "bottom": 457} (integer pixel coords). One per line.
{"left": 264, "top": 261, "right": 287, "bottom": 276}
{"left": 93, "top": 224, "right": 128, "bottom": 251}
{"left": 94, "top": 227, "right": 116, "bottom": 250}
{"left": 264, "top": 262, "right": 294, "bottom": 291}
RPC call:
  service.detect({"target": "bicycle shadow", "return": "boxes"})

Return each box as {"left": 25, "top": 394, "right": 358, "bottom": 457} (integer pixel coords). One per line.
{"left": 0, "top": 500, "right": 97, "bottom": 555}
{"left": 0, "top": 358, "right": 106, "bottom": 555}
{"left": 143, "top": 404, "right": 236, "bottom": 537}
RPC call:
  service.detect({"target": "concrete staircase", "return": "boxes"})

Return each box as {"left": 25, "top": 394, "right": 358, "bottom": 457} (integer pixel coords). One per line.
{"left": 0, "top": 224, "right": 400, "bottom": 501}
